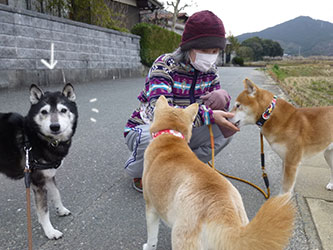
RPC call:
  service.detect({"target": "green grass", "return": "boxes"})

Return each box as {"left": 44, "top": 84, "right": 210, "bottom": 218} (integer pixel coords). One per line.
{"left": 271, "top": 64, "right": 287, "bottom": 81}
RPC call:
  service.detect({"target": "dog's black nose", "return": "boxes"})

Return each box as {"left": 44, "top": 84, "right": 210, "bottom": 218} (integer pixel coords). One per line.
{"left": 50, "top": 123, "right": 60, "bottom": 132}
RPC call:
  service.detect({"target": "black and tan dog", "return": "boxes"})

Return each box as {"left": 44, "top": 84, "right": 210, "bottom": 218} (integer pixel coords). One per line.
{"left": 0, "top": 84, "right": 78, "bottom": 239}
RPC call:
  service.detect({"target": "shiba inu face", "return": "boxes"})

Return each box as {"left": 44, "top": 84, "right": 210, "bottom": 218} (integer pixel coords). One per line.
{"left": 230, "top": 79, "right": 268, "bottom": 128}
{"left": 230, "top": 101, "right": 257, "bottom": 128}
{"left": 29, "top": 84, "right": 78, "bottom": 141}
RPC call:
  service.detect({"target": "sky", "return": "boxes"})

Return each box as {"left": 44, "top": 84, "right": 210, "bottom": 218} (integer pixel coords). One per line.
{"left": 160, "top": 0, "right": 333, "bottom": 36}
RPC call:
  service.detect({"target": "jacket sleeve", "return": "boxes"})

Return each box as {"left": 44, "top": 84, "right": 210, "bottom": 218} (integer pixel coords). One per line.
{"left": 194, "top": 72, "right": 221, "bottom": 126}
{"left": 137, "top": 55, "right": 175, "bottom": 123}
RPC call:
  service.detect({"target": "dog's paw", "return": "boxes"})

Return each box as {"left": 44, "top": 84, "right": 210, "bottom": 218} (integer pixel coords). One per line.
{"left": 56, "top": 207, "right": 71, "bottom": 216}
{"left": 45, "top": 229, "right": 63, "bottom": 240}
{"left": 326, "top": 182, "right": 333, "bottom": 191}
{"left": 143, "top": 243, "right": 157, "bottom": 250}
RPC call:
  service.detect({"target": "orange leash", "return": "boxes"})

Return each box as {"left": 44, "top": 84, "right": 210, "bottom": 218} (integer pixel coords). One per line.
{"left": 208, "top": 124, "right": 270, "bottom": 199}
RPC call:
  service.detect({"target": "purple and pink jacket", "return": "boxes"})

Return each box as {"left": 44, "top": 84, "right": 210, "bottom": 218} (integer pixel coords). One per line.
{"left": 124, "top": 53, "right": 229, "bottom": 137}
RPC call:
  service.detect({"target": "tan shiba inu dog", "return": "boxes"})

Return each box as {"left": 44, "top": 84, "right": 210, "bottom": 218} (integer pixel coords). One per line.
{"left": 230, "top": 78, "right": 333, "bottom": 193}
{"left": 142, "top": 95, "right": 295, "bottom": 250}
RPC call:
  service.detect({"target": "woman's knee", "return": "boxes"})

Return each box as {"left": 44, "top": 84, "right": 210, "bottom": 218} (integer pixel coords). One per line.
{"left": 214, "top": 135, "right": 232, "bottom": 154}
{"left": 125, "top": 125, "right": 151, "bottom": 151}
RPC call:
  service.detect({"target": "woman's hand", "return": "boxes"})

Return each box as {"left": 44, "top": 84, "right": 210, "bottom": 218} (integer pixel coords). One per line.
{"left": 212, "top": 110, "right": 240, "bottom": 132}
{"left": 201, "top": 89, "right": 230, "bottom": 111}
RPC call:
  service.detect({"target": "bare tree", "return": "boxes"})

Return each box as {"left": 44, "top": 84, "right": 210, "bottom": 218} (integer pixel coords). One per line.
{"left": 166, "top": 0, "right": 196, "bottom": 32}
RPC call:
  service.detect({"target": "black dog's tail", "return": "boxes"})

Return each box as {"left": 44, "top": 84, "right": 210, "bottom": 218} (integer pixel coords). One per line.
{"left": 0, "top": 112, "right": 25, "bottom": 179}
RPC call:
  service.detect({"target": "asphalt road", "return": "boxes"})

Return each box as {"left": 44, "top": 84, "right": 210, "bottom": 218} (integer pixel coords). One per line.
{"left": 0, "top": 67, "right": 314, "bottom": 249}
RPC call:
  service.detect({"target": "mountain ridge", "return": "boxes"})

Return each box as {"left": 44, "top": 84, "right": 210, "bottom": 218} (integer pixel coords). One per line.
{"left": 236, "top": 16, "right": 333, "bottom": 56}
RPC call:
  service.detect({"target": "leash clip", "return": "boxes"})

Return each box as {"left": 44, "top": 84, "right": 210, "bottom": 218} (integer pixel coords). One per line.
{"left": 24, "top": 147, "right": 32, "bottom": 188}
{"left": 51, "top": 140, "right": 59, "bottom": 147}
{"left": 24, "top": 146, "right": 32, "bottom": 170}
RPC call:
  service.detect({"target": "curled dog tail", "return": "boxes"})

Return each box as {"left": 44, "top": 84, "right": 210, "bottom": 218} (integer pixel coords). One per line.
{"left": 232, "top": 193, "right": 295, "bottom": 250}
{"left": 205, "top": 193, "right": 295, "bottom": 250}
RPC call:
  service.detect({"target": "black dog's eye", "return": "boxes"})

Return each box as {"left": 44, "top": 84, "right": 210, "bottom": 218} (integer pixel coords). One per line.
{"left": 61, "top": 108, "right": 67, "bottom": 113}
{"left": 41, "top": 110, "right": 48, "bottom": 115}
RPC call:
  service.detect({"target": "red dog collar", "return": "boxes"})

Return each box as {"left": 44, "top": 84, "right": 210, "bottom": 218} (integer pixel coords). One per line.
{"left": 152, "top": 129, "right": 185, "bottom": 140}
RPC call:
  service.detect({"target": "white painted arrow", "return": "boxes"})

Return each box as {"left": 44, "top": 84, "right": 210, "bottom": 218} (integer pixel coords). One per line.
{"left": 41, "top": 43, "right": 57, "bottom": 69}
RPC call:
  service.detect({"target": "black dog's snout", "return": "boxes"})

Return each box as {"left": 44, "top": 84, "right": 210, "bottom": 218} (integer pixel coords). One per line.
{"left": 50, "top": 123, "right": 60, "bottom": 132}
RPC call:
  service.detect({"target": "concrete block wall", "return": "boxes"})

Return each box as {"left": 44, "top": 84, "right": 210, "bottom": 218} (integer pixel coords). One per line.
{"left": 0, "top": 4, "right": 143, "bottom": 88}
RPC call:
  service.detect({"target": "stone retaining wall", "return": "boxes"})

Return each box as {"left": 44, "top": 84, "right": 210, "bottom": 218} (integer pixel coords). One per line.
{"left": 0, "top": 4, "right": 143, "bottom": 88}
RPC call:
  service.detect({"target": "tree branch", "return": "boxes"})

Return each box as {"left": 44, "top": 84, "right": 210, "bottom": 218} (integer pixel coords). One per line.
{"left": 178, "top": 4, "right": 189, "bottom": 12}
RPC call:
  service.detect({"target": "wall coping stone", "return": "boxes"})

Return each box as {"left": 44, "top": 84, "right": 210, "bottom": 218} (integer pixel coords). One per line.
{"left": 0, "top": 4, "right": 140, "bottom": 40}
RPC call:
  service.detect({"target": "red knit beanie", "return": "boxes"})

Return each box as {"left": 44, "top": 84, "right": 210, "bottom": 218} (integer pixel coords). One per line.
{"left": 180, "top": 10, "right": 226, "bottom": 51}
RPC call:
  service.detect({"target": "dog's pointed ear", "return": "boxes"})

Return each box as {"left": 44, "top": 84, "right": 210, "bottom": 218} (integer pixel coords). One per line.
{"left": 185, "top": 103, "right": 199, "bottom": 122}
{"left": 243, "top": 78, "right": 258, "bottom": 96}
{"left": 155, "top": 95, "right": 168, "bottom": 111}
{"left": 30, "top": 84, "right": 44, "bottom": 104}
{"left": 62, "top": 83, "right": 76, "bottom": 101}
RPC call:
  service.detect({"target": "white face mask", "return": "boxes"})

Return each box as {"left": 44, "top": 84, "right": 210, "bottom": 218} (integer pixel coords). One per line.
{"left": 190, "top": 52, "right": 218, "bottom": 72}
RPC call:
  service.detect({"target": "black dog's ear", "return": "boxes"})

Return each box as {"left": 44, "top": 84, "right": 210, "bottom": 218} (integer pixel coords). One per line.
{"left": 62, "top": 83, "right": 76, "bottom": 102}
{"left": 30, "top": 84, "right": 44, "bottom": 104}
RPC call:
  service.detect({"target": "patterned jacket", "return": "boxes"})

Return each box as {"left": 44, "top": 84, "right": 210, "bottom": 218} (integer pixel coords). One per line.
{"left": 124, "top": 53, "right": 228, "bottom": 137}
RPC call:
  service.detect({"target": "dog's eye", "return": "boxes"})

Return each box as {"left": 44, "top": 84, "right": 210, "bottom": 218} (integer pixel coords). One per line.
{"left": 236, "top": 103, "right": 241, "bottom": 108}
{"left": 41, "top": 110, "right": 48, "bottom": 115}
{"left": 61, "top": 108, "right": 67, "bottom": 113}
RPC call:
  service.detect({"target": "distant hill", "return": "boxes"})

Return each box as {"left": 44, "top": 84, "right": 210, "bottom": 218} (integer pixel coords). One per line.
{"left": 236, "top": 16, "right": 333, "bottom": 56}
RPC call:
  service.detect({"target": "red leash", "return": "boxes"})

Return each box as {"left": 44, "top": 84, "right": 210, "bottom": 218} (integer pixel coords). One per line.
{"left": 24, "top": 146, "right": 33, "bottom": 250}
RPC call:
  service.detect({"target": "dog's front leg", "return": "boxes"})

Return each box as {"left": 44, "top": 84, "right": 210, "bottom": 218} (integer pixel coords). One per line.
{"left": 47, "top": 177, "right": 71, "bottom": 216}
{"left": 280, "top": 151, "right": 302, "bottom": 193}
{"left": 324, "top": 147, "right": 333, "bottom": 190}
{"left": 281, "top": 162, "right": 299, "bottom": 194}
{"left": 32, "top": 184, "right": 63, "bottom": 240}
{"left": 143, "top": 205, "right": 159, "bottom": 250}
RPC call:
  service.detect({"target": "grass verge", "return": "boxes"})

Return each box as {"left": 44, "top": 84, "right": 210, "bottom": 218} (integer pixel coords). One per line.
{"left": 264, "top": 61, "right": 333, "bottom": 107}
